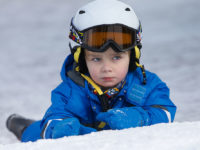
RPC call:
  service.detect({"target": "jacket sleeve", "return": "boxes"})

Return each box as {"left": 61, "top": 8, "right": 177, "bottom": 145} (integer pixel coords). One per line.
{"left": 40, "top": 80, "right": 92, "bottom": 138}
{"left": 126, "top": 71, "right": 176, "bottom": 126}
{"left": 145, "top": 73, "right": 176, "bottom": 125}
{"left": 40, "top": 82, "right": 75, "bottom": 139}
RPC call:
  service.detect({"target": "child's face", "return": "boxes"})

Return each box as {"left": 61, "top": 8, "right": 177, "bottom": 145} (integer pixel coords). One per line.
{"left": 85, "top": 48, "right": 130, "bottom": 89}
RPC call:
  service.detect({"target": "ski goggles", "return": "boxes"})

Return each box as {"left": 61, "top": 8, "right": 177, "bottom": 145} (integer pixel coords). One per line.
{"left": 69, "top": 23, "right": 138, "bottom": 52}
{"left": 81, "top": 25, "right": 137, "bottom": 52}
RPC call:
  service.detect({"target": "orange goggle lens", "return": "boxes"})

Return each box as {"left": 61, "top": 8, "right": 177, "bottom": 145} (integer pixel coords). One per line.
{"left": 82, "top": 25, "right": 136, "bottom": 51}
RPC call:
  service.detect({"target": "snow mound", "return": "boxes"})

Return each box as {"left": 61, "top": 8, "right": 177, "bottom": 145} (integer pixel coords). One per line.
{"left": 1, "top": 122, "right": 200, "bottom": 150}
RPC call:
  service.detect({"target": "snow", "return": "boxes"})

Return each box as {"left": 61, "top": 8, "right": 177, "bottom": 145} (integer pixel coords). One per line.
{"left": 1, "top": 122, "right": 200, "bottom": 150}
{"left": 0, "top": 0, "right": 200, "bottom": 149}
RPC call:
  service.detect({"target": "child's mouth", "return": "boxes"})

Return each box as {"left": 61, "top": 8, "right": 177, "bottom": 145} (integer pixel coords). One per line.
{"left": 102, "top": 77, "right": 114, "bottom": 81}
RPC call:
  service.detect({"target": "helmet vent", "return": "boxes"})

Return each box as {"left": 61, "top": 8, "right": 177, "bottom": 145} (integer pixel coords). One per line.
{"left": 125, "top": 8, "right": 131, "bottom": 11}
{"left": 79, "top": 10, "right": 85, "bottom": 14}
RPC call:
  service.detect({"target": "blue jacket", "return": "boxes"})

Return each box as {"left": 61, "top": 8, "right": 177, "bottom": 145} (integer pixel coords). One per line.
{"left": 22, "top": 54, "right": 176, "bottom": 142}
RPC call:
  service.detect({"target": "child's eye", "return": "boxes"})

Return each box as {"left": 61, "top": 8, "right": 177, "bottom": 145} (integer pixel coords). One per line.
{"left": 113, "top": 56, "right": 121, "bottom": 60}
{"left": 92, "top": 58, "right": 101, "bottom": 62}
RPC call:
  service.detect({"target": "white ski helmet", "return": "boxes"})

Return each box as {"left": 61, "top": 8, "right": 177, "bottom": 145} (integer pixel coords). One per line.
{"left": 74, "top": 0, "right": 139, "bottom": 31}
{"left": 69, "top": 0, "right": 142, "bottom": 50}
{"left": 69, "top": 0, "right": 146, "bottom": 84}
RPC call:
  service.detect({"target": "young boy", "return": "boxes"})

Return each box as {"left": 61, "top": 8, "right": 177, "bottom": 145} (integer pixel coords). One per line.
{"left": 6, "top": 0, "right": 176, "bottom": 142}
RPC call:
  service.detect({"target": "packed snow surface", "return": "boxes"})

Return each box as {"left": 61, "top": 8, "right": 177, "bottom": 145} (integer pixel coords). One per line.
{"left": 1, "top": 122, "right": 200, "bottom": 150}
{"left": 0, "top": 0, "right": 200, "bottom": 149}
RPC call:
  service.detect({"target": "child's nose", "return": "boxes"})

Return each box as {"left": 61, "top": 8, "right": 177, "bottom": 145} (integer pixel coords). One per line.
{"left": 102, "top": 61, "right": 112, "bottom": 72}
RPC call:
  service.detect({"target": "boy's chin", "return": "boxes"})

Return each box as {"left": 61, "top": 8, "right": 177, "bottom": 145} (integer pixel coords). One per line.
{"left": 99, "top": 83, "right": 119, "bottom": 90}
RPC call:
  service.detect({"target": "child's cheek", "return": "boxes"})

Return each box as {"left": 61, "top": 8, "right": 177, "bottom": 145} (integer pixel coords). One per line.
{"left": 91, "top": 68, "right": 99, "bottom": 79}
{"left": 117, "top": 66, "right": 129, "bottom": 80}
{"left": 88, "top": 65, "right": 99, "bottom": 80}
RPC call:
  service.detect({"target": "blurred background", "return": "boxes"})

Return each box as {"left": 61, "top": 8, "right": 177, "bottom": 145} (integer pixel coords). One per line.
{"left": 0, "top": 0, "right": 200, "bottom": 144}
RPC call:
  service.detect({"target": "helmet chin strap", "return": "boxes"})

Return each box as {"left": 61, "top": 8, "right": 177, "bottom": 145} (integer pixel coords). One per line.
{"left": 80, "top": 74, "right": 103, "bottom": 95}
